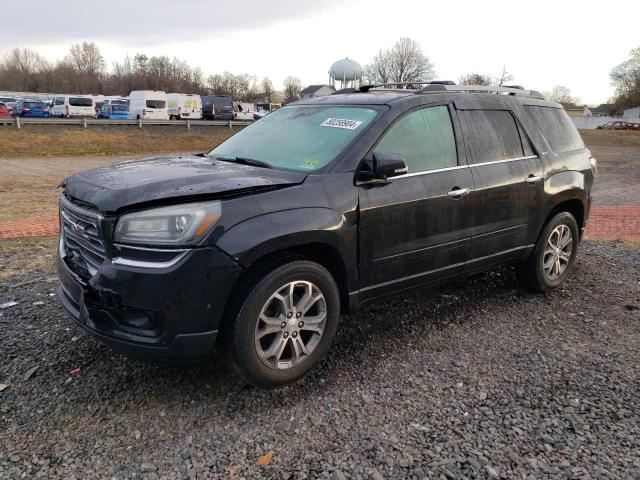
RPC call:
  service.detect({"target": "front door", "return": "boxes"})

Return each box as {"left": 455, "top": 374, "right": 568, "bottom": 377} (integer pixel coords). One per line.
{"left": 358, "top": 104, "right": 475, "bottom": 301}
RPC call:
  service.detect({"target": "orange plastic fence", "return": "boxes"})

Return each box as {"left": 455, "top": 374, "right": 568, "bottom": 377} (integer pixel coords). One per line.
{"left": 0, "top": 206, "right": 639, "bottom": 240}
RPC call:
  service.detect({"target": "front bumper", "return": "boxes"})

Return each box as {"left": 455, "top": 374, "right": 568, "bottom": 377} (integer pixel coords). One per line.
{"left": 57, "top": 242, "right": 242, "bottom": 364}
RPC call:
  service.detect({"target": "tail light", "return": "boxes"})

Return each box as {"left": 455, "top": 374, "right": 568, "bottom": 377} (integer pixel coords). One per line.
{"left": 65, "top": 105, "right": 69, "bottom": 114}
{"left": 143, "top": 108, "right": 146, "bottom": 116}
{"left": 178, "top": 107, "right": 182, "bottom": 116}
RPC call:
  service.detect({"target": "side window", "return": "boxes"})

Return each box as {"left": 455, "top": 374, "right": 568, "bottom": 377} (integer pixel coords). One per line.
{"left": 458, "top": 110, "right": 524, "bottom": 164}
{"left": 524, "top": 106, "right": 584, "bottom": 153}
{"left": 374, "top": 105, "right": 458, "bottom": 173}
{"left": 55, "top": 97, "right": 64, "bottom": 105}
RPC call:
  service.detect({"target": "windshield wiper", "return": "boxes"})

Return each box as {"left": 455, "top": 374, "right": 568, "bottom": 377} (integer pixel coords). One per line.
{"left": 213, "top": 155, "right": 273, "bottom": 169}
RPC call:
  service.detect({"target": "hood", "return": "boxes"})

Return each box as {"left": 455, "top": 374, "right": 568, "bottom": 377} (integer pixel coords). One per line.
{"left": 63, "top": 155, "right": 307, "bottom": 212}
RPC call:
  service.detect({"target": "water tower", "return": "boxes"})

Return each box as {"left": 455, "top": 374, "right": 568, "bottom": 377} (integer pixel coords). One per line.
{"left": 329, "top": 58, "right": 363, "bottom": 90}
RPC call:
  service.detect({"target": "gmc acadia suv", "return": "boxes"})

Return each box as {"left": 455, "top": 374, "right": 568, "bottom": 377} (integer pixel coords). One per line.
{"left": 56, "top": 83, "right": 595, "bottom": 386}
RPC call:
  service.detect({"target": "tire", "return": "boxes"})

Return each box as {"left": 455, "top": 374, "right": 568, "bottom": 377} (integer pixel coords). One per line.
{"left": 517, "top": 211, "right": 580, "bottom": 292}
{"left": 222, "top": 260, "right": 340, "bottom": 387}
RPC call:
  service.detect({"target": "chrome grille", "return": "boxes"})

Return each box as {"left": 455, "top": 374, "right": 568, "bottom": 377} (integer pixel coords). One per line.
{"left": 60, "top": 196, "right": 106, "bottom": 278}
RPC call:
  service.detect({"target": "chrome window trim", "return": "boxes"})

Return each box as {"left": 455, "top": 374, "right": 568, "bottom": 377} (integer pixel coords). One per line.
{"left": 387, "top": 155, "right": 538, "bottom": 180}
{"left": 470, "top": 155, "right": 538, "bottom": 168}
{"left": 393, "top": 164, "right": 469, "bottom": 179}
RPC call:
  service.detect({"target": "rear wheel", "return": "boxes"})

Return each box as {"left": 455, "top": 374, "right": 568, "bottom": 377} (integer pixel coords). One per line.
{"left": 222, "top": 260, "right": 340, "bottom": 387}
{"left": 517, "top": 211, "right": 579, "bottom": 292}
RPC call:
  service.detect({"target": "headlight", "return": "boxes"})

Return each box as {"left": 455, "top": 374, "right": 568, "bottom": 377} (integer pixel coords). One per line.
{"left": 114, "top": 201, "right": 222, "bottom": 245}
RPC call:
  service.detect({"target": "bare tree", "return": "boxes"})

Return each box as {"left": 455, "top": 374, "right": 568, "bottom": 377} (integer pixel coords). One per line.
{"left": 283, "top": 76, "right": 302, "bottom": 104}
{"left": 0, "top": 48, "right": 50, "bottom": 91}
{"left": 363, "top": 38, "right": 435, "bottom": 85}
{"left": 494, "top": 65, "right": 513, "bottom": 86}
{"left": 543, "top": 85, "right": 581, "bottom": 104}
{"left": 458, "top": 73, "right": 492, "bottom": 85}
{"left": 262, "top": 77, "right": 274, "bottom": 102}
{"left": 63, "top": 42, "right": 105, "bottom": 92}
{"left": 610, "top": 47, "right": 640, "bottom": 112}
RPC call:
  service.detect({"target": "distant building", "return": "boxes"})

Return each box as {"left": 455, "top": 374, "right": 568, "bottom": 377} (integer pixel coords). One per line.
{"left": 560, "top": 103, "right": 591, "bottom": 117}
{"left": 590, "top": 103, "right": 615, "bottom": 117}
{"left": 623, "top": 107, "right": 640, "bottom": 119}
{"left": 299, "top": 85, "right": 336, "bottom": 99}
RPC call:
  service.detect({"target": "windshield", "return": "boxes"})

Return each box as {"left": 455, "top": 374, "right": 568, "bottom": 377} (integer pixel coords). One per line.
{"left": 69, "top": 97, "right": 93, "bottom": 107}
{"left": 209, "top": 105, "right": 378, "bottom": 172}
{"left": 146, "top": 100, "right": 166, "bottom": 109}
{"left": 24, "top": 102, "right": 45, "bottom": 108}
{"left": 112, "top": 104, "right": 129, "bottom": 112}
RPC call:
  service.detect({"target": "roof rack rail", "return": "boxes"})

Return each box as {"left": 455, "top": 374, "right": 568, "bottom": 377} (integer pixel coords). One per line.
{"left": 418, "top": 84, "right": 545, "bottom": 100}
{"left": 359, "top": 80, "right": 456, "bottom": 92}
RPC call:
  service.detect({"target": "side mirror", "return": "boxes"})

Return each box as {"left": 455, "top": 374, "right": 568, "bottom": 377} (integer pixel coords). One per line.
{"left": 357, "top": 152, "right": 408, "bottom": 184}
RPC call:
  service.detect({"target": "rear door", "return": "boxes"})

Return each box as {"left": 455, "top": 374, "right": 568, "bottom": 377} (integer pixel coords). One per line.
{"left": 358, "top": 104, "right": 475, "bottom": 300}
{"left": 456, "top": 103, "right": 542, "bottom": 267}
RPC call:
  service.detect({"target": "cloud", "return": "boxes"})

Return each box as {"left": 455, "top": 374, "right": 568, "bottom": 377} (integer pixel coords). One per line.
{"left": 0, "top": 0, "right": 345, "bottom": 48}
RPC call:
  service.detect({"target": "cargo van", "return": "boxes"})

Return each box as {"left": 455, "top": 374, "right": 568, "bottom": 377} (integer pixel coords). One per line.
{"left": 128, "top": 91, "right": 169, "bottom": 120}
{"left": 167, "top": 93, "right": 202, "bottom": 120}
{"left": 201, "top": 95, "right": 234, "bottom": 120}
{"left": 51, "top": 95, "right": 95, "bottom": 118}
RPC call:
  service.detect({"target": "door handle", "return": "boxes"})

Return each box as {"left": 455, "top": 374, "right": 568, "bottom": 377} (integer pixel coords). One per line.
{"left": 447, "top": 187, "right": 471, "bottom": 199}
{"left": 526, "top": 175, "right": 542, "bottom": 185}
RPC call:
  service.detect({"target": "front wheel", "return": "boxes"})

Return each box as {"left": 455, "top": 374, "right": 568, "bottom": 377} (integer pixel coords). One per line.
{"left": 517, "top": 211, "right": 579, "bottom": 292}
{"left": 222, "top": 260, "right": 340, "bottom": 387}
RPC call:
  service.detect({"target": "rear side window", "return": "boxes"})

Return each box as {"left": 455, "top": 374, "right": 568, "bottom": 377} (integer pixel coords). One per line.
{"left": 146, "top": 100, "right": 166, "bottom": 109}
{"left": 525, "top": 106, "right": 584, "bottom": 153}
{"left": 69, "top": 97, "right": 93, "bottom": 107}
{"left": 375, "top": 105, "right": 458, "bottom": 173}
{"left": 458, "top": 110, "right": 524, "bottom": 164}
{"left": 55, "top": 97, "right": 65, "bottom": 105}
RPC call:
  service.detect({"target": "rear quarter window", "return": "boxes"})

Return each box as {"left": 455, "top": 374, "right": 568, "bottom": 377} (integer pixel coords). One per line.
{"left": 146, "top": 100, "right": 166, "bottom": 109}
{"left": 524, "top": 106, "right": 584, "bottom": 153}
{"left": 458, "top": 110, "right": 524, "bottom": 164}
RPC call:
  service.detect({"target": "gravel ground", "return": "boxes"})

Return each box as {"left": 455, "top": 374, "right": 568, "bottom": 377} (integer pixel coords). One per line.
{"left": 1, "top": 240, "right": 640, "bottom": 479}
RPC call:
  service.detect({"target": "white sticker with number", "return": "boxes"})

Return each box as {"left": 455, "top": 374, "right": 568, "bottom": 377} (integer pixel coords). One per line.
{"left": 321, "top": 118, "right": 363, "bottom": 130}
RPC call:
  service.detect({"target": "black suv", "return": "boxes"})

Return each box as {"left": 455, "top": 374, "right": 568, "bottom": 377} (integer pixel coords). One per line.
{"left": 57, "top": 84, "right": 595, "bottom": 386}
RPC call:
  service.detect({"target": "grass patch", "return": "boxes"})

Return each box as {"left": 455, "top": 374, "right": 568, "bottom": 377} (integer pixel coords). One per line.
{"left": 0, "top": 126, "right": 236, "bottom": 158}
{"left": 580, "top": 129, "right": 640, "bottom": 147}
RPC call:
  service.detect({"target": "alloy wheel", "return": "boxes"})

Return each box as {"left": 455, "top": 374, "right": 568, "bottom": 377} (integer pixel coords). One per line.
{"left": 254, "top": 280, "right": 327, "bottom": 370}
{"left": 543, "top": 224, "right": 573, "bottom": 280}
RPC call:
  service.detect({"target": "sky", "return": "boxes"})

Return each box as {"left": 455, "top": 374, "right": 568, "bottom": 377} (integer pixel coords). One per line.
{"left": 1, "top": 0, "right": 638, "bottom": 105}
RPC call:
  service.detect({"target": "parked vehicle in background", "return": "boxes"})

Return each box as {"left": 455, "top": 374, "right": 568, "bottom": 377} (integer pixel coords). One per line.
{"left": 253, "top": 102, "right": 281, "bottom": 120}
{"left": 627, "top": 121, "right": 640, "bottom": 131}
{"left": 0, "top": 102, "right": 10, "bottom": 118}
{"left": 202, "top": 95, "right": 234, "bottom": 120}
{"left": 1, "top": 97, "right": 17, "bottom": 114}
{"left": 167, "top": 93, "right": 202, "bottom": 120}
{"left": 129, "top": 90, "right": 169, "bottom": 120}
{"left": 11, "top": 99, "right": 50, "bottom": 117}
{"left": 56, "top": 83, "right": 595, "bottom": 387}
{"left": 51, "top": 96, "right": 95, "bottom": 118}
{"left": 234, "top": 102, "right": 255, "bottom": 120}
{"left": 596, "top": 121, "right": 629, "bottom": 130}
{"left": 97, "top": 99, "right": 134, "bottom": 120}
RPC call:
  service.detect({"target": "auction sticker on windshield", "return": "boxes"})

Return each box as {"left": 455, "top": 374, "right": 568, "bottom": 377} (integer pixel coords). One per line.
{"left": 321, "top": 118, "right": 363, "bottom": 130}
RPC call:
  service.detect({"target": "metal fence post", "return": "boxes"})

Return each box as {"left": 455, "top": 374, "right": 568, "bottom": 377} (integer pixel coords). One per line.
{"left": 82, "top": 117, "right": 87, "bottom": 129}
{"left": 187, "top": 119, "right": 191, "bottom": 130}
{"left": 16, "top": 117, "right": 20, "bottom": 129}
{"left": 138, "top": 119, "right": 142, "bottom": 129}
{"left": 228, "top": 120, "right": 232, "bottom": 129}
